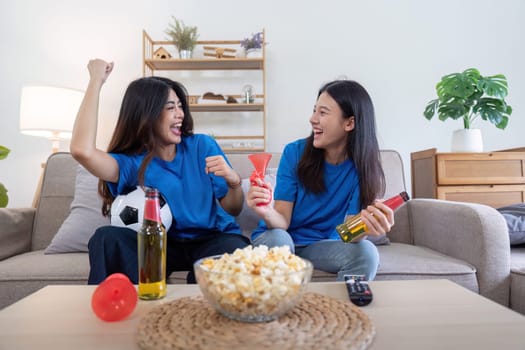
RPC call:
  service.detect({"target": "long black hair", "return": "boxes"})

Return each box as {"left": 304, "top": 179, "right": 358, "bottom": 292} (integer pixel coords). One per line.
{"left": 297, "top": 80, "right": 385, "bottom": 208}
{"left": 99, "top": 76, "right": 194, "bottom": 216}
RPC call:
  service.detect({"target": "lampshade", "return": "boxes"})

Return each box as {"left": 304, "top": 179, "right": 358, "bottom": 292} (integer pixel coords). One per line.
{"left": 20, "top": 86, "right": 84, "bottom": 152}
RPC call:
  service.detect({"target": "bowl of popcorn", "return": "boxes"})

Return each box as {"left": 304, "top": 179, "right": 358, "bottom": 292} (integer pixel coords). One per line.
{"left": 194, "top": 245, "right": 313, "bottom": 323}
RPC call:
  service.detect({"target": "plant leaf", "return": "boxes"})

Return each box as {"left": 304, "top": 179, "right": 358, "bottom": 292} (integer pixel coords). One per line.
{"left": 0, "top": 145, "right": 10, "bottom": 160}
{"left": 478, "top": 74, "right": 508, "bottom": 99}
{"left": 423, "top": 99, "right": 439, "bottom": 120}
{"left": 437, "top": 96, "right": 469, "bottom": 119}
{"left": 438, "top": 102, "right": 468, "bottom": 120}
{"left": 437, "top": 71, "right": 478, "bottom": 99}
{"left": 474, "top": 98, "right": 512, "bottom": 129}
{"left": 165, "top": 16, "right": 199, "bottom": 51}
{"left": 463, "top": 68, "right": 481, "bottom": 80}
{"left": 0, "top": 183, "right": 8, "bottom": 208}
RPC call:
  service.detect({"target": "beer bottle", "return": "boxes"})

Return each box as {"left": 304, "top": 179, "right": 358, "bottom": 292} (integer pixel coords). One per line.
{"left": 137, "top": 187, "right": 167, "bottom": 300}
{"left": 337, "top": 191, "right": 410, "bottom": 243}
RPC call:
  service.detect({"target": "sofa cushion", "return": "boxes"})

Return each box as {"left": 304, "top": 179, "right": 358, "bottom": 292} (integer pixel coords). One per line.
{"left": 32, "top": 153, "right": 78, "bottom": 250}
{"left": 0, "top": 250, "right": 90, "bottom": 309}
{"left": 376, "top": 243, "right": 479, "bottom": 293}
{"left": 45, "top": 165, "right": 109, "bottom": 254}
{"left": 497, "top": 203, "right": 525, "bottom": 245}
{"left": 0, "top": 250, "right": 90, "bottom": 281}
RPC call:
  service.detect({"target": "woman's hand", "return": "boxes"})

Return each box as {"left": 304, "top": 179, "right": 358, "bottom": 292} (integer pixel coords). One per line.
{"left": 205, "top": 155, "right": 241, "bottom": 188}
{"left": 87, "top": 59, "right": 114, "bottom": 86}
{"left": 206, "top": 155, "right": 243, "bottom": 215}
{"left": 359, "top": 200, "right": 395, "bottom": 237}
{"left": 246, "top": 177, "right": 273, "bottom": 215}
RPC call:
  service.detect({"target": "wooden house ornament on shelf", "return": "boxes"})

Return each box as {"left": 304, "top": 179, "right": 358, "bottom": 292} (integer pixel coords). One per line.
{"left": 153, "top": 47, "right": 172, "bottom": 59}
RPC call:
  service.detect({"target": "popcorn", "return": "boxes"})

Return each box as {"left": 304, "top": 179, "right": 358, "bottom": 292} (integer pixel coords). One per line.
{"left": 196, "top": 245, "right": 312, "bottom": 319}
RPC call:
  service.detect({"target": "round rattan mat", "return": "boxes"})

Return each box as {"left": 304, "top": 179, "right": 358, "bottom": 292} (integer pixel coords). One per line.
{"left": 136, "top": 292, "right": 375, "bottom": 350}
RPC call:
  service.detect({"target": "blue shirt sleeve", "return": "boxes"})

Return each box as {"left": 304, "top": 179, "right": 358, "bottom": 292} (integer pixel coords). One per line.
{"left": 106, "top": 153, "right": 141, "bottom": 197}
{"left": 274, "top": 142, "right": 301, "bottom": 203}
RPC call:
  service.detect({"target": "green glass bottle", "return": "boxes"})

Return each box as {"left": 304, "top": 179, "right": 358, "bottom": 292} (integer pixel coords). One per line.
{"left": 137, "top": 187, "right": 167, "bottom": 300}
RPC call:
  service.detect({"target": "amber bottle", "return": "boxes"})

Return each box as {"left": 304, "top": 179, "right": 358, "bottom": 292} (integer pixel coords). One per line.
{"left": 337, "top": 192, "right": 410, "bottom": 243}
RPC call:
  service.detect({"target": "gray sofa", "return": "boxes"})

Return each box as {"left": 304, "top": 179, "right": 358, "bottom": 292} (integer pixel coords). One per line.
{"left": 1, "top": 151, "right": 523, "bottom": 315}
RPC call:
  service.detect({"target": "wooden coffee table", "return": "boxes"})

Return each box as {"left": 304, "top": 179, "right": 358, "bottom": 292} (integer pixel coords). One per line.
{"left": 0, "top": 279, "right": 523, "bottom": 349}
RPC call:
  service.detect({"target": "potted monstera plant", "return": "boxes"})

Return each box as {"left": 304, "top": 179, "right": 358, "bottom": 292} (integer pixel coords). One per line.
{"left": 0, "top": 145, "right": 10, "bottom": 207}
{"left": 423, "top": 68, "right": 512, "bottom": 152}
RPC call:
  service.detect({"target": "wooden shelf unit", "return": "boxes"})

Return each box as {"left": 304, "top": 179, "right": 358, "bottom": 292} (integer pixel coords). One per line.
{"left": 142, "top": 30, "right": 267, "bottom": 152}
{"left": 411, "top": 148, "right": 525, "bottom": 208}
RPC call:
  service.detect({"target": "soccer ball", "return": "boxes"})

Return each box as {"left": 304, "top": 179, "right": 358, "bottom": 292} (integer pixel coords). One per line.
{"left": 110, "top": 186, "right": 173, "bottom": 232}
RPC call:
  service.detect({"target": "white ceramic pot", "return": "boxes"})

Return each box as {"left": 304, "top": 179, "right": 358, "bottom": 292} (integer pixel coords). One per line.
{"left": 179, "top": 50, "right": 192, "bottom": 59}
{"left": 451, "top": 129, "right": 483, "bottom": 152}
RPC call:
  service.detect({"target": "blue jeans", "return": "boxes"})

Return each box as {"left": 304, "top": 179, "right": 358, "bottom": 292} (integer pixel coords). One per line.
{"left": 87, "top": 225, "right": 249, "bottom": 284}
{"left": 252, "top": 228, "right": 379, "bottom": 280}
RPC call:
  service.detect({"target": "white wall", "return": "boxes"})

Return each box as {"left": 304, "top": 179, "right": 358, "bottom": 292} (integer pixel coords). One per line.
{"left": 1, "top": 0, "right": 524, "bottom": 207}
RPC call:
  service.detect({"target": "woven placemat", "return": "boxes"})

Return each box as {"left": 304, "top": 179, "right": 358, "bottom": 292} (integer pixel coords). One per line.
{"left": 136, "top": 292, "right": 375, "bottom": 350}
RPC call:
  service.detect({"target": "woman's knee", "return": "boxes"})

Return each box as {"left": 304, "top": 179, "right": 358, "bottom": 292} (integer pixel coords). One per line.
{"left": 338, "top": 240, "right": 379, "bottom": 280}
{"left": 88, "top": 226, "right": 134, "bottom": 251}
{"left": 88, "top": 226, "right": 111, "bottom": 250}
{"left": 358, "top": 239, "right": 380, "bottom": 266}
{"left": 252, "top": 228, "right": 294, "bottom": 252}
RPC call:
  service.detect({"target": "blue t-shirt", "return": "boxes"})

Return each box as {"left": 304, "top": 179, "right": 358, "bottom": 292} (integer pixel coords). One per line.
{"left": 107, "top": 134, "right": 241, "bottom": 239}
{"left": 252, "top": 138, "right": 361, "bottom": 245}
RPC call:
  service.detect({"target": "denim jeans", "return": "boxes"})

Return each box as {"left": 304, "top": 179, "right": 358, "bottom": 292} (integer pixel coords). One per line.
{"left": 252, "top": 228, "right": 379, "bottom": 280}
{"left": 87, "top": 225, "right": 250, "bottom": 284}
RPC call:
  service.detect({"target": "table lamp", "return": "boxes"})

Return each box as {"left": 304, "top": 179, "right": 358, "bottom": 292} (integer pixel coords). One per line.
{"left": 19, "top": 86, "right": 84, "bottom": 153}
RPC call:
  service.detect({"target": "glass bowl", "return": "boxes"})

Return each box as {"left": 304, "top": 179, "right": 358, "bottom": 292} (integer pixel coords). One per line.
{"left": 194, "top": 246, "right": 313, "bottom": 322}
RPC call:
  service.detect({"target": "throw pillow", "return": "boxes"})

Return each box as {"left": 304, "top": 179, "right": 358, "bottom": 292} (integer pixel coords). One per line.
{"left": 497, "top": 203, "right": 525, "bottom": 246}
{"left": 45, "top": 165, "right": 109, "bottom": 254}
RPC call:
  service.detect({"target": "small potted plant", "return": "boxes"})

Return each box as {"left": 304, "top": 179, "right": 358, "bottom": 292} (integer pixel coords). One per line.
{"left": 165, "top": 17, "right": 199, "bottom": 59}
{"left": 240, "top": 32, "right": 264, "bottom": 58}
{"left": 0, "top": 145, "right": 10, "bottom": 207}
{"left": 423, "top": 68, "right": 512, "bottom": 152}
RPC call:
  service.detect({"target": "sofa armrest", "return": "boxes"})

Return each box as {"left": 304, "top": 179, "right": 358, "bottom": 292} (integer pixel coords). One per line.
{"left": 390, "top": 199, "right": 510, "bottom": 306}
{"left": 0, "top": 208, "right": 35, "bottom": 260}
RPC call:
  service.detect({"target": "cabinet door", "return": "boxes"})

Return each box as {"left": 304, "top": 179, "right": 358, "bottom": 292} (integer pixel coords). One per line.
{"left": 436, "top": 185, "right": 525, "bottom": 208}
{"left": 436, "top": 153, "right": 525, "bottom": 185}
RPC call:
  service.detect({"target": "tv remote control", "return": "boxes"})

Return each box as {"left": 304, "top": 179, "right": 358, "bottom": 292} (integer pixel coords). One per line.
{"left": 344, "top": 275, "right": 373, "bottom": 306}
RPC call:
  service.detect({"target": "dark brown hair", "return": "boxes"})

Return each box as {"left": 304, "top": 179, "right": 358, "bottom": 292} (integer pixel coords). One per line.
{"left": 99, "top": 77, "right": 194, "bottom": 216}
{"left": 297, "top": 80, "right": 385, "bottom": 208}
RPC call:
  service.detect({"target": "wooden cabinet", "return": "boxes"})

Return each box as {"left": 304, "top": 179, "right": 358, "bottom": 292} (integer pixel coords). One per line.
{"left": 411, "top": 148, "right": 525, "bottom": 208}
{"left": 142, "top": 30, "right": 266, "bottom": 152}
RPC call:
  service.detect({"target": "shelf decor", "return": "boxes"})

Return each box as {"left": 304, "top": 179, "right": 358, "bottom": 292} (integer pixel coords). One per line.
{"left": 153, "top": 47, "right": 171, "bottom": 60}
{"left": 241, "top": 32, "right": 263, "bottom": 58}
{"left": 142, "top": 29, "right": 267, "bottom": 152}
{"left": 165, "top": 17, "right": 199, "bottom": 59}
